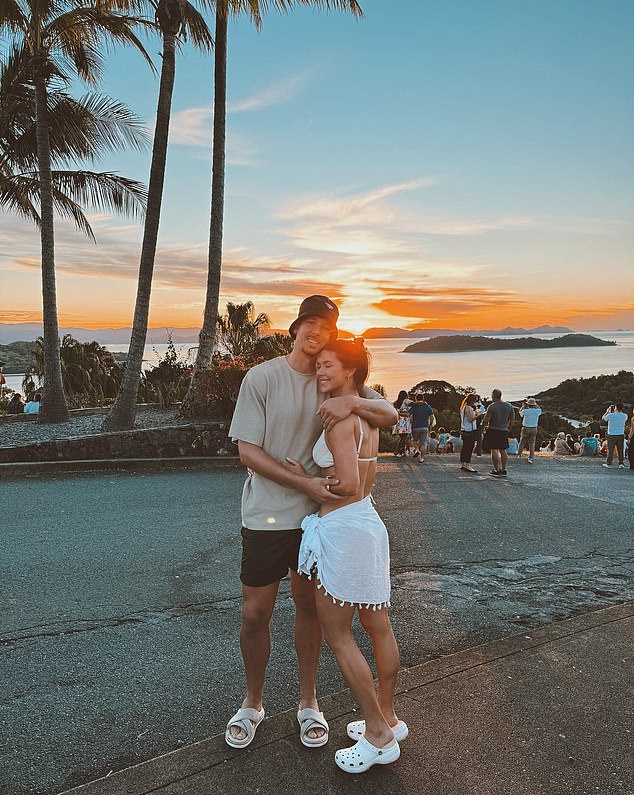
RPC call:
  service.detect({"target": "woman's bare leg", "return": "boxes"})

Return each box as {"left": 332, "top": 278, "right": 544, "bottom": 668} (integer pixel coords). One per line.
{"left": 315, "top": 588, "right": 393, "bottom": 748}
{"left": 358, "top": 606, "right": 400, "bottom": 726}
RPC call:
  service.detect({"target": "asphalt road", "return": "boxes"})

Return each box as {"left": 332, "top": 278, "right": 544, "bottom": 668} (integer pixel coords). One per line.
{"left": 1, "top": 455, "right": 632, "bottom": 795}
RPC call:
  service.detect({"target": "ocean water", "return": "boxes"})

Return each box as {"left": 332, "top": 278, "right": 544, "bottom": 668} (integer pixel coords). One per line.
{"left": 5, "top": 331, "right": 633, "bottom": 404}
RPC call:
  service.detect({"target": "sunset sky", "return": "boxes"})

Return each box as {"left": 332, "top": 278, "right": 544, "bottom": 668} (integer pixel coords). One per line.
{"left": 1, "top": 0, "right": 633, "bottom": 335}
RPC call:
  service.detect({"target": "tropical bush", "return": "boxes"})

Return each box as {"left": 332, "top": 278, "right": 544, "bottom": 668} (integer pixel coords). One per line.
{"left": 143, "top": 337, "right": 191, "bottom": 407}
{"left": 198, "top": 355, "right": 256, "bottom": 419}
{"left": 23, "top": 335, "right": 124, "bottom": 407}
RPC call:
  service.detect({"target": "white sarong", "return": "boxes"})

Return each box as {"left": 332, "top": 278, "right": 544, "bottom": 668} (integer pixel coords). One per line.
{"left": 298, "top": 496, "right": 391, "bottom": 609}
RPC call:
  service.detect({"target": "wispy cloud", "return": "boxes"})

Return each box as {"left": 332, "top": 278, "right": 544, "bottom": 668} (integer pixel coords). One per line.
{"left": 228, "top": 73, "right": 310, "bottom": 113}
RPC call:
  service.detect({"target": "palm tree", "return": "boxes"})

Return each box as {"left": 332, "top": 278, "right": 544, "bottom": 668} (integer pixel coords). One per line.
{"left": 216, "top": 300, "right": 270, "bottom": 359}
{"left": 0, "top": 0, "right": 153, "bottom": 423}
{"left": 102, "top": 0, "right": 213, "bottom": 431}
{"left": 1, "top": 49, "right": 149, "bottom": 239}
{"left": 180, "top": 0, "right": 363, "bottom": 418}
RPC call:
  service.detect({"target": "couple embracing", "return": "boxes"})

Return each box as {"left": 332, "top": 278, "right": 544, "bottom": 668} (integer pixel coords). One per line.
{"left": 225, "top": 295, "right": 406, "bottom": 773}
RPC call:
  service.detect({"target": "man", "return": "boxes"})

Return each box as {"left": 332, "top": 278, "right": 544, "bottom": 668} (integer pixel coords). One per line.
{"left": 517, "top": 397, "right": 542, "bottom": 463}
{"left": 23, "top": 393, "right": 41, "bottom": 414}
{"left": 588, "top": 415, "right": 602, "bottom": 437}
{"left": 473, "top": 394, "right": 485, "bottom": 456}
{"left": 601, "top": 402, "right": 628, "bottom": 468}
{"left": 225, "top": 295, "right": 397, "bottom": 750}
{"left": 410, "top": 393, "right": 434, "bottom": 461}
{"left": 483, "top": 388, "right": 515, "bottom": 477}
{"left": 0, "top": 361, "right": 6, "bottom": 404}
{"left": 580, "top": 431, "right": 599, "bottom": 457}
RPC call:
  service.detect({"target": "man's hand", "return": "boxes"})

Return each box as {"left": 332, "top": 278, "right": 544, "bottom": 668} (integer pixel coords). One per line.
{"left": 316, "top": 395, "right": 356, "bottom": 432}
{"left": 283, "top": 458, "right": 341, "bottom": 502}
{"left": 282, "top": 457, "right": 308, "bottom": 477}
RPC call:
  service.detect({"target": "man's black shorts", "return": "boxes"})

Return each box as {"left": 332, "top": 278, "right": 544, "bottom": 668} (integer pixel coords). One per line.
{"left": 240, "top": 526, "right": 303, "bottom": 588}
{"left": 483, "top": 428, "right": 509, "bottom": 452}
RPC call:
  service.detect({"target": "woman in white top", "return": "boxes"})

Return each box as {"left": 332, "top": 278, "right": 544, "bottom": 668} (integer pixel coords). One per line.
{"left": 459, "top": 392, "right": 481, "bottom": 472}
{"left": 287, "top": 339, "right": 404, "bottom": 774}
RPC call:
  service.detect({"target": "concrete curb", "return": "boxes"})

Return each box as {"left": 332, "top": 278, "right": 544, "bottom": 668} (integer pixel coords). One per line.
{"left": 0, "top": 456, "right": 244, "bottom": 476}
{"left": 58, "top": 601, "right": 634, "bottom": 795}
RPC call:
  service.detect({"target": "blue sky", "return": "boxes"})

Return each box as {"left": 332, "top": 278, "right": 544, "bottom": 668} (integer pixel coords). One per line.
{"left": 1, "top": 0, "right": 633, "bottom": 333}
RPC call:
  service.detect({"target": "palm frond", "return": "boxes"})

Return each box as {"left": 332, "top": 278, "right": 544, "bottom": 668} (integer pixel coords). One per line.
{"left": 180, "top": 4, "right": 214, "bottom": 49}
{"left": 49, "top": 169, "right": 148, "bottom": 220}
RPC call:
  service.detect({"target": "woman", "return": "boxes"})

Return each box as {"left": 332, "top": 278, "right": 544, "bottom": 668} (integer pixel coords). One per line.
{"left": 565, "top": 433, "right": 580, "bottom": 454}
{"left": 290, "top": 339, "right": 403, "bottom": 773}
{"left": 392, "top": 389, "right": 412, "bottom": 457}
{"left": 459, "top": 393, "right": 480, "bottom": 472}
{"left": 554, "top": 432, "right": 570, "bottom": 455}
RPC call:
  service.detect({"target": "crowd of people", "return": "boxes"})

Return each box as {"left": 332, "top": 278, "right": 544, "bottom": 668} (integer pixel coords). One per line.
{"left": 392, "top": 391, "right": 634, "bottom": 473}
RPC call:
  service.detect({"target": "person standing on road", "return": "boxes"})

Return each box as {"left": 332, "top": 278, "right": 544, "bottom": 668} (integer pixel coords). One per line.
{"left": 410, "top": 393, "right": 434, "bottom": 461}
{"left": 474, "top": 394, "right": 485, "bottom": 456}
{"left": 483, "top": 389, "right": 515, "bottom": 477}
{"left": 391, "top": 390, "right": 413, "bottom": 457}
{"left": 601, "top": 402, "right": 628, "bottom": 468}
{"left": 225, "top": 295, "right": 397, "bottom": 751}
{"left": 0, "top": 362, "right": 6, "bottom": 404}
{"left": 292, "top": 338, "right": 404, "bottom": 774}
{"left": 459, "top": 392, "right": 481, "bottom": 472}
{"left": 517, "top": 397, "right": 542, "bottom": 463}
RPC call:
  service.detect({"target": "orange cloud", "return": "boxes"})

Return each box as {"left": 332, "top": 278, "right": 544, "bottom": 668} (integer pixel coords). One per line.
{"left": 0, "top": 310, "right": 43, "bottom": 323}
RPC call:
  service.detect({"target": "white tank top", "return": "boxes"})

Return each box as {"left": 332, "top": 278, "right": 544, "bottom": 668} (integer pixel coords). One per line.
{"left": 312, "top": 416, "right": 377, "bottom": 468}
{"left": 461, "top": 406, "right": 477, "bottom": 432}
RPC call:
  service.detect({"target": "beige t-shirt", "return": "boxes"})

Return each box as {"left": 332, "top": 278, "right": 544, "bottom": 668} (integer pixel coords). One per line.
{"left": 229, "top": 356, "right": 381, "bottom": 531}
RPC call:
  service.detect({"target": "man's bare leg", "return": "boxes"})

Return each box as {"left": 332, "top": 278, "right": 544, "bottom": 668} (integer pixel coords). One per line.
{"left": 229, "top": 580, "right": 279, "bottom": 742}
{"left": 500, "top": 449, "right": 508, "bottom": 471}
{"left": 290, "top": 570, "right": 325, "bottom": 741}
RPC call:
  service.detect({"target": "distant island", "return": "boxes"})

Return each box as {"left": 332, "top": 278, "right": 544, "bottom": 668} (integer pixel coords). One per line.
{"left": 364, "top": 324, "right": 574, "bottom": 339}
{"left": 0, "top": 322, "right": 576, "bottom": 344}
{"left": 403, "top": 334, "right": 616, "bottom": 353}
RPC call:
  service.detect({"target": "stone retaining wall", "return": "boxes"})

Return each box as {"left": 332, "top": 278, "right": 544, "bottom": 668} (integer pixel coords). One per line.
{"left": 0, "top": 422, "right": 234, "bottom": 463}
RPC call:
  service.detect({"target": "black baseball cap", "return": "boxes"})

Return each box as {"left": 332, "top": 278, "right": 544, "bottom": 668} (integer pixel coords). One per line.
{"left": 288, "top": 295, "right": 339, "bottom": 339}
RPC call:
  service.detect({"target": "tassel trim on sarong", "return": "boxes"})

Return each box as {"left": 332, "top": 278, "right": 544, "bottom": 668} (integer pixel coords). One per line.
{"left": 312, "top": 573, "right": 391, "bottom": 611}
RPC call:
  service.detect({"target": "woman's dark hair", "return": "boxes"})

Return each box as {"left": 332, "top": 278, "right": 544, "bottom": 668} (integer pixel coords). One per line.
{"left": 322, "top": 338, "right": 370, "bottom": 394}
{"left": 394, "top": 389, "right": 408, "bottom": 409}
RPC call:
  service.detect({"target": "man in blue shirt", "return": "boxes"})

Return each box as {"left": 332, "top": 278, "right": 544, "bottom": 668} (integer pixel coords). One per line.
{"left": 602, "top": 402, "right": 628, "bottom": 468}
{"left": 580, "top": 432, "right": 599, "bottom": 457}
{"left": 410, "top": 393, "right": 435, "bottom": 461}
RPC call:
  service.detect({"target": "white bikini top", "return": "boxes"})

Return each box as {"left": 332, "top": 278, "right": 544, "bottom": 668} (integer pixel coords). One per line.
{"left": 312, "top": 416, "right": 377, "bottom": 468}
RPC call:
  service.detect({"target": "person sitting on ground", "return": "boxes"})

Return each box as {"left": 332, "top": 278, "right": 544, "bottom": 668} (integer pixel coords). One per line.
{"left": 506, "top": 436, "right": 519, "bottom": 455}
{"left": 565, "top": 433, "right": 580, "bottom": 454}
{"left": 436, "top": 427, "right": 448, "bottom": 453}
{"left": 23, "top": 393, "right": 41, "bottom": 414}
{"left": 580, "top": 431, "right": 599, "bottom": 457}
{"left": 553, "top": 432, "right": 570, "bottom": 455}
{"left": 6, "top": 393, "right": 25, "bottom": 414}
{"left": 447, "top": 430, "right": 462, "bottom": 454}
{"left": 428, "top": 430, "right": 439, "bottom": 454}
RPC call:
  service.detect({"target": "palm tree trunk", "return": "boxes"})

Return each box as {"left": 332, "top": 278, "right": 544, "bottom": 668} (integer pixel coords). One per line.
{"left": 102, "top": 32, "right": 178, "bottom": 431}
{"left": 180, "top": 2, "right": 227, "bottom": 418}
{"left": 33, "top": 67, "right": 69, "bottom": 423}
